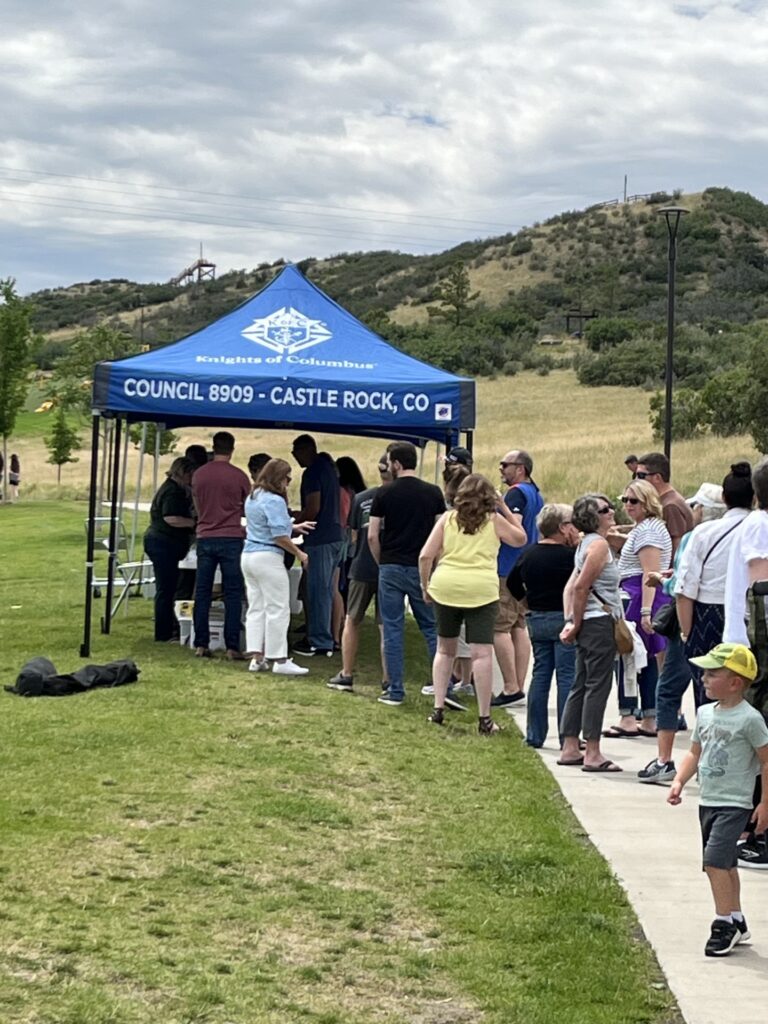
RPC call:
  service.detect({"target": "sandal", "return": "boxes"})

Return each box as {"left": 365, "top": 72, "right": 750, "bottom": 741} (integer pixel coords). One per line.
{"left": 194, "top": 647, "right": 212, "bottom": 658}
{"left": 427, "top": 708, "right": 445, "bottom": 726}
{"left": 478, "top": 715, "right": 499, "bottom": 736}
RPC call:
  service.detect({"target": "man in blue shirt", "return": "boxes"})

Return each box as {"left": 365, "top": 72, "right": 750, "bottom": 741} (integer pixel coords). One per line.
{"left": 491, "top": 449, "right": 544, "bottom": 708}
{"left": 291, "top": 434, "right": 344, "bottom": 657}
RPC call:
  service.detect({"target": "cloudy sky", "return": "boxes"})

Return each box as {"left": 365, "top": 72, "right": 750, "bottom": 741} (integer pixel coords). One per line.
{"left": 2, "top": 0, "right": 767, "bottom": 294}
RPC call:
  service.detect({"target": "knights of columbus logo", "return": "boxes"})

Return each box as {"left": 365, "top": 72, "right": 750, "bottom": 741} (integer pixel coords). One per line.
{"left": 241, "top": 307, "right": 332, "bottom": 356}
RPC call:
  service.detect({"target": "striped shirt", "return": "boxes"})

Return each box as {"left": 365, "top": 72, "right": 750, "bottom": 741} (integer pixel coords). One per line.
{"left": 618, "top": 517, "right": 672, "bottom": 579}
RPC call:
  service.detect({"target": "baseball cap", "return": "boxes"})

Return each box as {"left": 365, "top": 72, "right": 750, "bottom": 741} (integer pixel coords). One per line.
{"left": 445, "top": 446, "right": 472, "bottom": 467}
{"left": 689, "top": 642, "right": 758, "bottom": 681}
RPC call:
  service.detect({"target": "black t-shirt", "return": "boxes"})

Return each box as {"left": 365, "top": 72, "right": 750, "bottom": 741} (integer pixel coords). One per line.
{"left": 370, "top": 476, "right": 446, "bottom": 566}
{"left": 348, "top": 486, "right": 380, "bottom": 583}
{"left": 506, "top": 486, "right": 528, "bottom": 517}
{"left": 507, "top": 543, "right": 575, "bottom": 612}
{"left": 145, "top": 479, "right": 194, "bottom": 546}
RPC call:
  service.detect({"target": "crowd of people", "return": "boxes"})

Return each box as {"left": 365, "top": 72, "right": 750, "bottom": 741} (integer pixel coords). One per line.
{"left": 141, "top": 435, "right": 768, "bottom": 958}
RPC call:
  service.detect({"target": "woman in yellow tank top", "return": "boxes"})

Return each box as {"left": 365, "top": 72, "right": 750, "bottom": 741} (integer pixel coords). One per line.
{"left": 419, "top": 474, "right": 525, "bottom": 734}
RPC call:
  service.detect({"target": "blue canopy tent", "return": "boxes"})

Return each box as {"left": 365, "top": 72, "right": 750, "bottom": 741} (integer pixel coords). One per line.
{"left": 81, "top": 264, "right": 476, "bottom": 654}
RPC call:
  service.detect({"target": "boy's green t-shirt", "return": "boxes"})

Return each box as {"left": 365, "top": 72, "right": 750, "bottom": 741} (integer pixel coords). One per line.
{"left": 693, "top": 700, "right": 768, "bottom": 808}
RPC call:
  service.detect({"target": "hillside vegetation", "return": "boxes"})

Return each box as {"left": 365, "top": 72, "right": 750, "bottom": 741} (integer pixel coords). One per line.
{"left": 17, "top": 186, "right": 768, "bottom": 454}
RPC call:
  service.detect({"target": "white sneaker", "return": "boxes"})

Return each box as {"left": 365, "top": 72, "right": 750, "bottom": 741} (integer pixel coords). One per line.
{"left": 420, "top": 684, "right": 435, "bottom": 695}
{"left": 273, "top": 659, "right": 309, "bottom": 676}
{"left": 248, "top": 658, "right": 269, "bottom": 673}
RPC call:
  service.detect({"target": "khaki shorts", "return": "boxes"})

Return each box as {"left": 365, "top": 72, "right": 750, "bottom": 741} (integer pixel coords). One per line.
{"left": 346, "top": 579, "right": 380, "bottom": 626}
{"left": 494, "top": 576, "right": 527, "bottom": 632}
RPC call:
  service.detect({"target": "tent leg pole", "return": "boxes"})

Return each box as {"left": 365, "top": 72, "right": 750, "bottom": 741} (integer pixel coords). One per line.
{"left": 418, "top": 444, "right": 425, "bottom": 479}
{"left": 130, "top": 423, "right": 147, "bottom": 561}
{"left": 102, "top": 417, "right": 122, "bottom": 635}
{"left": 81, "top": 413, "right": 101, "bottom": 657}
{"left": 465, "top": 430, "right": 473, "bottom": 458}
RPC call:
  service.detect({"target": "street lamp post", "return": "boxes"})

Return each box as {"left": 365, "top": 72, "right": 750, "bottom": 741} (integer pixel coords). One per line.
{"left": 658, "top": 206, "right": 689, "bottom": 462}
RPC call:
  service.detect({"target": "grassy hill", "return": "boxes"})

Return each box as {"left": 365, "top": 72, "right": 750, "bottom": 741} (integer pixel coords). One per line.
{"left": 25, "top": 187, "right": 768, "bottom": 350}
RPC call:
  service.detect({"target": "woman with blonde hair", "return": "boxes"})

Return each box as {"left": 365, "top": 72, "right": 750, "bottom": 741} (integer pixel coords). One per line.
{"left": 242, "top": 458, "right": 311, "bottom": 676}
{"left": 419, "top": 474, "right": 526, "bottom": 734}
{"left": 604, "top": 478, "right": 672, "bottom": 737}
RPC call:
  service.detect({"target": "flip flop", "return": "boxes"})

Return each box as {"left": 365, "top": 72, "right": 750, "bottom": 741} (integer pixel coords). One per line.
{"left": 556, "top": 756, "right": 584, "bottom": 766}
{"left": 637, "top": 727, "right": 658, "bottom": 738}
{"left": 602, "top": 727, "right": 639, "bottom": 738}
{"left": 582, "top": 760, "right": 623, "bottom": 773}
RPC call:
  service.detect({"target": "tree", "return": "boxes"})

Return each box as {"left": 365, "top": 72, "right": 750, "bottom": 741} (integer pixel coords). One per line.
{"left": 129, "top": 422, "right": 179, "bottom": 459}
{"left": 427, "top": 262, "right": 480, "bottom": 327}
{"left": 648, "top": 389, "right": 706, "bottom": 442}
{"left": 45, "top": 406, "right": 81, "bottom": 483}
{"left": 48, "top": 324, "right": 139, "bottom": 416}
{"left": 744, "top": 341, "right": 768, "bottom": 453}
{"left": 0, "top": 278, "right": 33, "bottom": 503}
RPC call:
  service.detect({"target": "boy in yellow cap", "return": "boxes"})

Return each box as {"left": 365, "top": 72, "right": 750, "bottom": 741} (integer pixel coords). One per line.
{"left": 667, "top": 642, "right": 768, "bottom": 957}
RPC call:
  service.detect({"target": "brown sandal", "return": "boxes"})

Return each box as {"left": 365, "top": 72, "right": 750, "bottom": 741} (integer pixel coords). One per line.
{"left": 478, "top": 715, "right": 499, "bottom": 736}
{"left": 194, "top": 647, "right": 212, "bottom": 658}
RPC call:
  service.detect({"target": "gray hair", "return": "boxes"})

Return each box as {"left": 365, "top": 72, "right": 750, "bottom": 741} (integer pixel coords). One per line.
{"left": 753, "top": 456, "right": 768, "bottom": 511}
{"left": 537, "top": 503, "right": 573, "bottom": 538}
{"left": 572, "top": 493, "right": 611, "bottom": 535}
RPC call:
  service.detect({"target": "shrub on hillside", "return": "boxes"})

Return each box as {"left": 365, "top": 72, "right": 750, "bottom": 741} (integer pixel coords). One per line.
{"left": 584, "top": 317, "right": 639, "bottom": 351}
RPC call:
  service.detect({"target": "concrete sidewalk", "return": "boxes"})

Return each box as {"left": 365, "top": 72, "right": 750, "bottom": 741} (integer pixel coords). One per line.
{"left": 503, "top": 692, "right": 768, "bottom": 1024}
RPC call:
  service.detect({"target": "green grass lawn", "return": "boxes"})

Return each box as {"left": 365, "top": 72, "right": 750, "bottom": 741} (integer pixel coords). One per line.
{"left": 0, "top": 502, "right": 680, "bottom": 1024}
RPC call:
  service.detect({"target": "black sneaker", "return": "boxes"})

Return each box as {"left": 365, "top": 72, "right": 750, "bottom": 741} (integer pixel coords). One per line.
{"left": 734, "top": 917, "right": 751, "bottom": 943}
{"left": 737, "top": 834, "right": 768, "bottom": 869}
{"left": 490, "top": 691, "right": 525, "bottom": 708}
{"left": 293, "top": 640, "right": 333, "bottom": 658}
{"left": 427, "top": 707, "right": 445, "bottom": 725}
{"left": 637, "top": 759, "right": 676, "bottom": 784}
{"left": 444, "top": 694, "right": 467, "bottom": 712}
{"left": 327, "top": 672, "right": 354, "bottom": 692}
{"left": 704, "top": 919, "right": 739, "bottom": 957}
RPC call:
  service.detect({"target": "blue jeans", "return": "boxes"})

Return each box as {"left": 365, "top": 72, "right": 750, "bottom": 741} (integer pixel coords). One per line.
{"left": 378, "top": 564, "right": 437, "bottom": 701}
{"left": 305, "top": 540, "right": 344, "bottom": 650}
{"left": 617, "top": 656, "right": 658, "bottom": 718}
{"left": 526, "top": 611, "right": 576, "bottom": 747}
{"left": 655, "top": 632, "right": 692, "bottom": 732}
{"left": 193, "top": 537, "right": 244, "bottom": 651}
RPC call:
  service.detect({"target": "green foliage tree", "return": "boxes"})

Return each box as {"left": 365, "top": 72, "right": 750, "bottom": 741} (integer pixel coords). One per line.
{"left": 0, "top": 278, "right": 33, "bottom": 502}
{"left": 427, "top": 262, "right": 480, "bottom": 327}
{"left": 744, "top": 341, "right": 768, "bottom": 453}
{"left": 699, "top": 368, "right": 751, "bottom": 437}
{"left": 648, "top": 389, "right": 706, "bottom": 442}
{"left": 584, "top": 317, "right": 638, "bottom": 352}
{"left": 48, "top": 324, "right": 139, "bottom": 416}
{"left": 45, "top": 406, "right": 81, "bottom": 483}
{"left": 129, "top": 422, "right": 179, "bottom": 459}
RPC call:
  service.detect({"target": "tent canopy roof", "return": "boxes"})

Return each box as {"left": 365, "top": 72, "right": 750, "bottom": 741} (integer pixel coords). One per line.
{"left": 93, "top": 265, "right": 475, "bottom": 443}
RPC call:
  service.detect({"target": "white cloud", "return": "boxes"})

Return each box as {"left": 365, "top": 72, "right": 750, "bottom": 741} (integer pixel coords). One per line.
{"left": 0, "top": 0, "right": 767, "bottom": 292}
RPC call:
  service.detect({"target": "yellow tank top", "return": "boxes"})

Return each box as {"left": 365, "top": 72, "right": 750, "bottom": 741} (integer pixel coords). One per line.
{"left": 427, "top": 511, "right": 500, "bottom": 608}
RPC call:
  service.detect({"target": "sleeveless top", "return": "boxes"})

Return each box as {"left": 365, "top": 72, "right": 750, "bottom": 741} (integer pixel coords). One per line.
{"left": 428, "top": 512, "right": 500, "bottom": 608}
{"left": 576, "top": 532, "right": 622, "bottom": 620}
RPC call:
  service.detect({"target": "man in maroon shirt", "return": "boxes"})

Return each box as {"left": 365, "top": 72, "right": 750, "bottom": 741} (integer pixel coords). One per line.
{"left": 636, "top": 451, "right": 693, "bottom": 555}
{"left": 191, "top": 431, "right": 251, "bottom": 658}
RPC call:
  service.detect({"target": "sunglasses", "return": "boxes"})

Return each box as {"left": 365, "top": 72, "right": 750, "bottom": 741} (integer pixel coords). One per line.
{"left": 597, "top": 505, "right": 614, "bottom": 515}
{"left": 500, "top": 461, "right": 523, "bottom": 469}
{"left": 621, "top": 496, "right": 641, "bottom": 505}
{"left": 634, "top": 471, "right": 655, "bottom": 479}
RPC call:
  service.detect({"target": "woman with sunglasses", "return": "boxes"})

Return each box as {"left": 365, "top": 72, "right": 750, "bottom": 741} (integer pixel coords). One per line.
{"left": 604, "top": 479, "right": 673, "bottom": 737}
{"left": 559, "top": 494, "right": 623, "bottom": 771}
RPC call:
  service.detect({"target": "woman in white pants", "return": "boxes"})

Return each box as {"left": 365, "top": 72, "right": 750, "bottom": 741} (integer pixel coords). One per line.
{"left": 242, "top": 459, "right": 310, "bottom": 676}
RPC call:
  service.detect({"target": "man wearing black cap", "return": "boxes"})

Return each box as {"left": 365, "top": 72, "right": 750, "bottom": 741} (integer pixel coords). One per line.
{"left": 624, "top": 454, "right": 638, "bottom": 478}
{"left": 445, "top": 446, "right": 473, "bottom": 469}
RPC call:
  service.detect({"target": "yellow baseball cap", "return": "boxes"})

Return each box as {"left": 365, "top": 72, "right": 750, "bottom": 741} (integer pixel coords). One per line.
{"left": 689, "top": 642, "right": 758, "bottom": 681}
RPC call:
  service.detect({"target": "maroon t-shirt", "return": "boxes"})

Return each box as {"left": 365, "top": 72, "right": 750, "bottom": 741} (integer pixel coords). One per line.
{"left": 192, "top": 460, "right": 250, "bottom": 539}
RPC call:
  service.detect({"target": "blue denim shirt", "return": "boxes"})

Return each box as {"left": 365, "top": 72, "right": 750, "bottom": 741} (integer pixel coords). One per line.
{"left": 244, "top": 489, "right": 292, "bottom": 553}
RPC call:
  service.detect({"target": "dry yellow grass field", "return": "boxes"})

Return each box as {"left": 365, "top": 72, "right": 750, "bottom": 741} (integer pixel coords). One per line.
{"left": 9, "top": 369, "right": 757, "bottom": 506}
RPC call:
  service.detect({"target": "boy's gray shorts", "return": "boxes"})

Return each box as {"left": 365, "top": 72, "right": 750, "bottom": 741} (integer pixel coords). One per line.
{"left": 699, "top": 806, "right": 752, "bottom": 870}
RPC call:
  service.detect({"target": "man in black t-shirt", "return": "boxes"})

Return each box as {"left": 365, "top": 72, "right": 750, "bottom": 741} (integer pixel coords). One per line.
{"left": 369, "top": 442, "right": 445, "bottom": 705}
{"left": 328, "top": 455, "right": 392, "bottom": 692}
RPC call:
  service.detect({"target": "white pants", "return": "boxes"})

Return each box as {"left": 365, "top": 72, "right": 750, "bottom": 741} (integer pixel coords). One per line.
{"left": 241, "top": 551, "right": 290, "bottom": 659}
